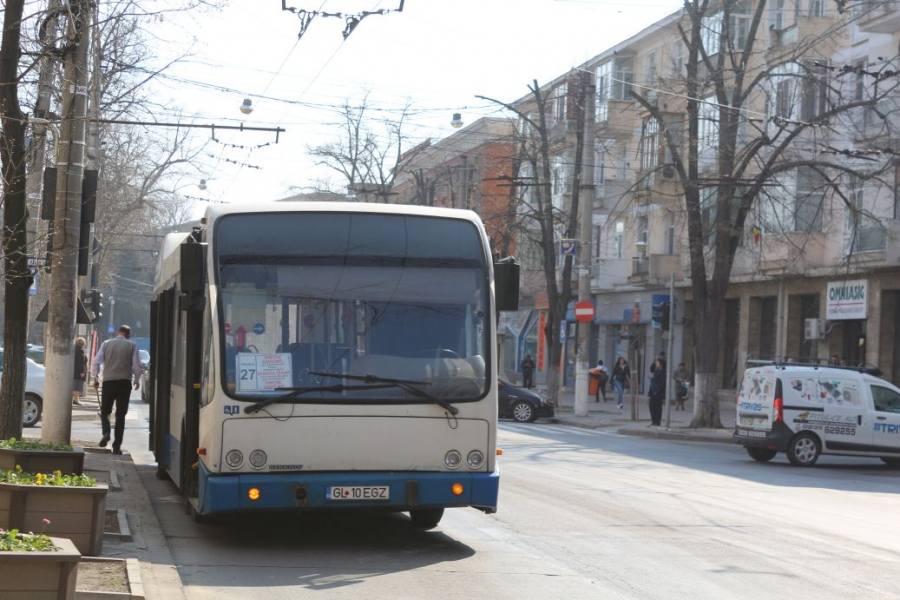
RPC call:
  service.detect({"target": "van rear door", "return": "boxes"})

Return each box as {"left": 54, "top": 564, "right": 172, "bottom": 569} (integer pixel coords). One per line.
{"left": 736, "top": 368, "right": 777, "bottom": 433}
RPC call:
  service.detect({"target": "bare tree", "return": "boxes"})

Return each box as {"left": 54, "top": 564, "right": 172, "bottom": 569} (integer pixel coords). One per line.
{"left": 632, "top": 0, "right": 900, "bottom": 427}
{"left": 308, "top": 92, "right": 414, "bottom": 202}
{"left": 478, "top": 73, "right": 589, "bottom": 404}
{"left": 0, "top": 0, "right": 31, "bottom": 438}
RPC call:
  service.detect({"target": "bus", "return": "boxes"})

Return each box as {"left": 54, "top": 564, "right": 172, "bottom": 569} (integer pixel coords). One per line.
{"left": 147, "top": 202, "right": 518, "bottom": 528}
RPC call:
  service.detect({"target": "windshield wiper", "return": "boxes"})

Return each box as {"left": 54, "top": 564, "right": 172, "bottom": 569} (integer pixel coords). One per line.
{"left": 310, "top": 371, "right": 460, "bottom": 416}
{"left": 243, "top": 383, "right": 397, "bottom": 414}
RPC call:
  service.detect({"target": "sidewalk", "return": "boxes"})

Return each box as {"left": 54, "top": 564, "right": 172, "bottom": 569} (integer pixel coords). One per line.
{"left": 24, "top": 399, "right": 186, "bottom": 600}
{"left": 545, "top": 386, "right": 737, "bottom": 444}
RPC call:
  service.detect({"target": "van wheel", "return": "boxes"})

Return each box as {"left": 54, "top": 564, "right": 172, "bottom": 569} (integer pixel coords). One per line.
{"left": 880, "top": 457, "right": 900, "bottom": 468}
{"left": 746, "top": 447, "right": 777, "bottom": 463}
{"left": 787, "top": 433, "right": 820, "bottom": 467}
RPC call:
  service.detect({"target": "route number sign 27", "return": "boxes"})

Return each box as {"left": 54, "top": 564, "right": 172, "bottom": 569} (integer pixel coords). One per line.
{"left": 236, "top": 353, "right": 293, "bottom": 393}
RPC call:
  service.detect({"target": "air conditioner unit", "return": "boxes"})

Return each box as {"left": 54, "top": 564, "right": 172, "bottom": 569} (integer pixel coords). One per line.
{"left": 661, "top": 164, "right": 677, "bottom": 180}
{"left": 804, "top": 318, "right": 822, "bottom": 340}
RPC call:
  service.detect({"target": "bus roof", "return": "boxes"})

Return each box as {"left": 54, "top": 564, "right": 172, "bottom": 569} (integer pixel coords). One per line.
{"left": 155, "top": 203, "right": 488, "bottom": 293}
{"left": 201, "top": 201, "right": 484, "bottom": 226}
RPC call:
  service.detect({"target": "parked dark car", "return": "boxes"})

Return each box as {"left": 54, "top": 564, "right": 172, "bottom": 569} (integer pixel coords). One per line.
{"left": 498, "top": 379, "right": 554, "bottom": 423}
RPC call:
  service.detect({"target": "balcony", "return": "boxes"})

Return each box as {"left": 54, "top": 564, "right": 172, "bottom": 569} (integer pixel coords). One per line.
{"left": 857, "top": 1, "right": 900, "bottom": 33}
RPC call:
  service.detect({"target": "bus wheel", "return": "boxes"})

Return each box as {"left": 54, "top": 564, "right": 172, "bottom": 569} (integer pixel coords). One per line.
{"left": 409, "top": 508, "right": 444, "bottom": 530}
{"left": 787, "top": 433, "right": 820, "bottom": 467}
{"left": 746, "top": 447, "right": 777, "bottom": 463}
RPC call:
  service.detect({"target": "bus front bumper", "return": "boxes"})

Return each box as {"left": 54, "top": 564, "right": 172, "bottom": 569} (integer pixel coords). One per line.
{"left": 198, "top": 463, "right": 499, "bottom": 516}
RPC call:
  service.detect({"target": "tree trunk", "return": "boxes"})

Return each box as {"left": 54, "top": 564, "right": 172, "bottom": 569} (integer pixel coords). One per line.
{"left": 0, "top": 0, "right": 30, "bottom": 440}
{"left": 690, "top": 293, "right": 724, "bottom": 429}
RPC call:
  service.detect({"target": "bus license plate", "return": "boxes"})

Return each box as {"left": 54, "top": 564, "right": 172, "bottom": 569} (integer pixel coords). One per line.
{"left": 326, "top": 486, "right": 390, "bottom": 501}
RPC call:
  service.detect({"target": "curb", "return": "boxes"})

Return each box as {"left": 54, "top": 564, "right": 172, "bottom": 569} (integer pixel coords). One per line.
{"left": 550, "top": 417, "right": 733, "bottom": 443}
{"left": 103, "top": 508, "right": 133, "bottom": 543}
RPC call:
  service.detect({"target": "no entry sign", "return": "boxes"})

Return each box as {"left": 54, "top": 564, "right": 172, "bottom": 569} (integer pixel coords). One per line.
{"left": 574, "top": 301, "right": 595, "bottom": 323}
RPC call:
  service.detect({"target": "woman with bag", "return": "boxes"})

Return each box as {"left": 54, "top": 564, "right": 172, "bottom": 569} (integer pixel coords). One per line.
{"left": 72, "top": 337, "right": 87, "bottom": 406}
{"left": 648, "top": 358, "right": 666, "bottom": 426}
{"left": 611, "top": 357, "right": 630, "bottom": 410}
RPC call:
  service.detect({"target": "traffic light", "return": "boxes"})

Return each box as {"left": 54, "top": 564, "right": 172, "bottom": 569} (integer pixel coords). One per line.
{"left": 652, "top": 301, "right": 670, "bottom": 330}
{"left": 89, "top": 289, "right": 104, "bottom": 324}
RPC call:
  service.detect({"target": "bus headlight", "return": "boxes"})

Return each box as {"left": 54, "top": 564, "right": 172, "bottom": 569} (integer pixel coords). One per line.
{"left": 467, "top": 450, "right": 485, "bottom": 468}
{"left": 249, "top": 449, "right": 268, "bottom": 469}
{"left": 225, "top": 449, "right": 243, "bottom": 469}
{"left": 444, "top": 450, "right": 462, "bottom": 469}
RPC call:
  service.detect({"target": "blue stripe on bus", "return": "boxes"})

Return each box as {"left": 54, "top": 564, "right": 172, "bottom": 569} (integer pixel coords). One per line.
{"left": 197, "top": 461, "right": 499, "bottom": 515}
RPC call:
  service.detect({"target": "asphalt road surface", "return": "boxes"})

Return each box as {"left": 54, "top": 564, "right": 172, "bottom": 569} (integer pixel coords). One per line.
{"left": 58, "top": 403, "right": 900, "bottom": 599}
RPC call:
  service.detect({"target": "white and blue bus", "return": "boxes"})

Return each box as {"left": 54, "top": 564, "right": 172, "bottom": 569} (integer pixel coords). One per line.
{"left": 148, "top": 202, "right": 518, "bottom": 527}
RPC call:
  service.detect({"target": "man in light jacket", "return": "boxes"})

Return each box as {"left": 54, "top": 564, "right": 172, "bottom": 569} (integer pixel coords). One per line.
{"left": 92, "top": 325, "right": 142, "bottom": 454}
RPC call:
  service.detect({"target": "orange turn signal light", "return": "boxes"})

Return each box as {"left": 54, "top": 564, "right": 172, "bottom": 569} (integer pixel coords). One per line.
{"left": 196, "top": 447, "right": 207, "bottom": 456}
{"left": 496, "top": 448, "right": 503, "bottom": 456}
{"left": 451, "top": 483, "right": 464, "bottom": 496}
{"left": 248, "top": 487, "right": 261, "bottom": 501}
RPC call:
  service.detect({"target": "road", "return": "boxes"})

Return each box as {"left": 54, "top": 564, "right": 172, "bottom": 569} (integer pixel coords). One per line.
{"left": 55, "top": 403, "right": 900, "bottom": 598}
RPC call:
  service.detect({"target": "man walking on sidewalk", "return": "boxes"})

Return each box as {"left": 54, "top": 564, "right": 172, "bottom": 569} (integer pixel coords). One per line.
{"left": 92, "top": 325, "right": 142, "bottom": 455}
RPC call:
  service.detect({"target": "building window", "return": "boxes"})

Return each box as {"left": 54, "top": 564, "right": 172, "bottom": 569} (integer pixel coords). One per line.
{"left": 612, "top": 57, "right": 634, "bottom": 101}
{"left": 596, "top": 62, "right": 611, "bottom": 122}
{"left": 614, "top": 221, "right": 624, "bottom": 259}
{"left": 854, "top": 59, "right": 866, "bottom": 102}
{"left": 554, "top": 82, "right": 568, "bottom": 121}
{"left": 672, "top": 43, "right": 683, "bottom": 77}
{"left": 640, "top": 118, "right": 660, "bottom": 187}
{"left": 808, "top": 0, "right": 825, "bottom": 17}
{"left": 701, "top": 11, "right": 723, "bottom": 56}
{"left": 665, "top": 213, "right": 676, "bottom": 255}
{"left": 698, "top": 97, "right": 719, "bottom": 168}
{"left": 644, "top": 52, "right": 657, "bottom": 86}
{"left": 894, "top": 161, "right": 900, "bottom": 220}
{"left": 701, "top": 187, "right": 717, "bottom": 244}
{"left": 794, "top": 167, "right": 825, "bottom": 232}
{"left": 800, "top": 61, "right": 828, "bottom": 121}
{"left": 848, "top": 174, "right": 886, "bottom": 253}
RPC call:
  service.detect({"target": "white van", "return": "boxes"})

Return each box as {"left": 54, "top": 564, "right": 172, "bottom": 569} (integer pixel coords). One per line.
{"left": 733, "top": 364, "right": 900, "bottom": 466}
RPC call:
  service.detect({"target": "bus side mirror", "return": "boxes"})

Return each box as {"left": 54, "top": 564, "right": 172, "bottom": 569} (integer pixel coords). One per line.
{"left": 180, "top": 242, "right": 207, "bottom": 293}
{"left": 494, "top": 260, "right": 520, "bottom": 312}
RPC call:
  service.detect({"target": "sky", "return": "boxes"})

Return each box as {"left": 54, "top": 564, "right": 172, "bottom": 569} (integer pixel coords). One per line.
{"left": 144, "top": 0, "right": 685, "bottom": 212}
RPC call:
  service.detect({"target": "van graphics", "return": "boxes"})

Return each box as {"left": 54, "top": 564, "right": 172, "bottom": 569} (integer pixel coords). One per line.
{"left": 875, "top": 423, "right": 900, "bottom": 434}
{"left": 815, "top": 380, "right": 860, "bottom": 406}
{"left": 793, "top": 411, "right": 858, "bottom": 436}
{"left": 738, "top": 371, "right": 776, "bottom": 409}
{"left": 789, "top": 379, "right": 818, "bottom": 403}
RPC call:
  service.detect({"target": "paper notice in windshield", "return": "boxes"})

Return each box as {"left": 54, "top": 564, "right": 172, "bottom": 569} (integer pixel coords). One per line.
{"left": 236, "top": 353, "right": 293, "bottom": 393}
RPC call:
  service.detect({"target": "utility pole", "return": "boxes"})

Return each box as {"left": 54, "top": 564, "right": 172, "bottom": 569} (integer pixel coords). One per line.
{"left": 43, "top": 0, "right": 92, "bottom": 444}
{"left": 574, "top": 71, "right": 596, "bottom": 418}
{"left": 25, "top": 0, "right": 60, "bottom": 344}
{"left": 664, "top": 273, "right": 675, "bottom": 429}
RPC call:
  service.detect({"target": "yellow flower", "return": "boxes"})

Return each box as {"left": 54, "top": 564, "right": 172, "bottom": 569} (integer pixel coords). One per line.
{"left": 54, "top": 470, "right": 61, "bottom": 477}
{"left": 15, "top": 464, "right": 22, "bottom": 472}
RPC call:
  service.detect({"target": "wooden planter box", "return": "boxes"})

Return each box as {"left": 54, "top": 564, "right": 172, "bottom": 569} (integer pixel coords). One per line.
{"left": 0, "top": 535, "right": 80, "bottom": 600}
{"left": 0, "top": 447, "right": 85, "bottom": 475}
{"left": 0, "top": 482, "right": 108, "bottom": 556}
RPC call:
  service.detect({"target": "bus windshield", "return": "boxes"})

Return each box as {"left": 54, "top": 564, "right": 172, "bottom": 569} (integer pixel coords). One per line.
{"left": 215, "top": 212, "right": 490, "bottom": 402}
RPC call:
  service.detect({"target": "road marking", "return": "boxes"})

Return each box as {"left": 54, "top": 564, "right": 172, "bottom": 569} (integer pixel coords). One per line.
{"left": 500, "top": 422, "right": 617, "bottom": 438}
